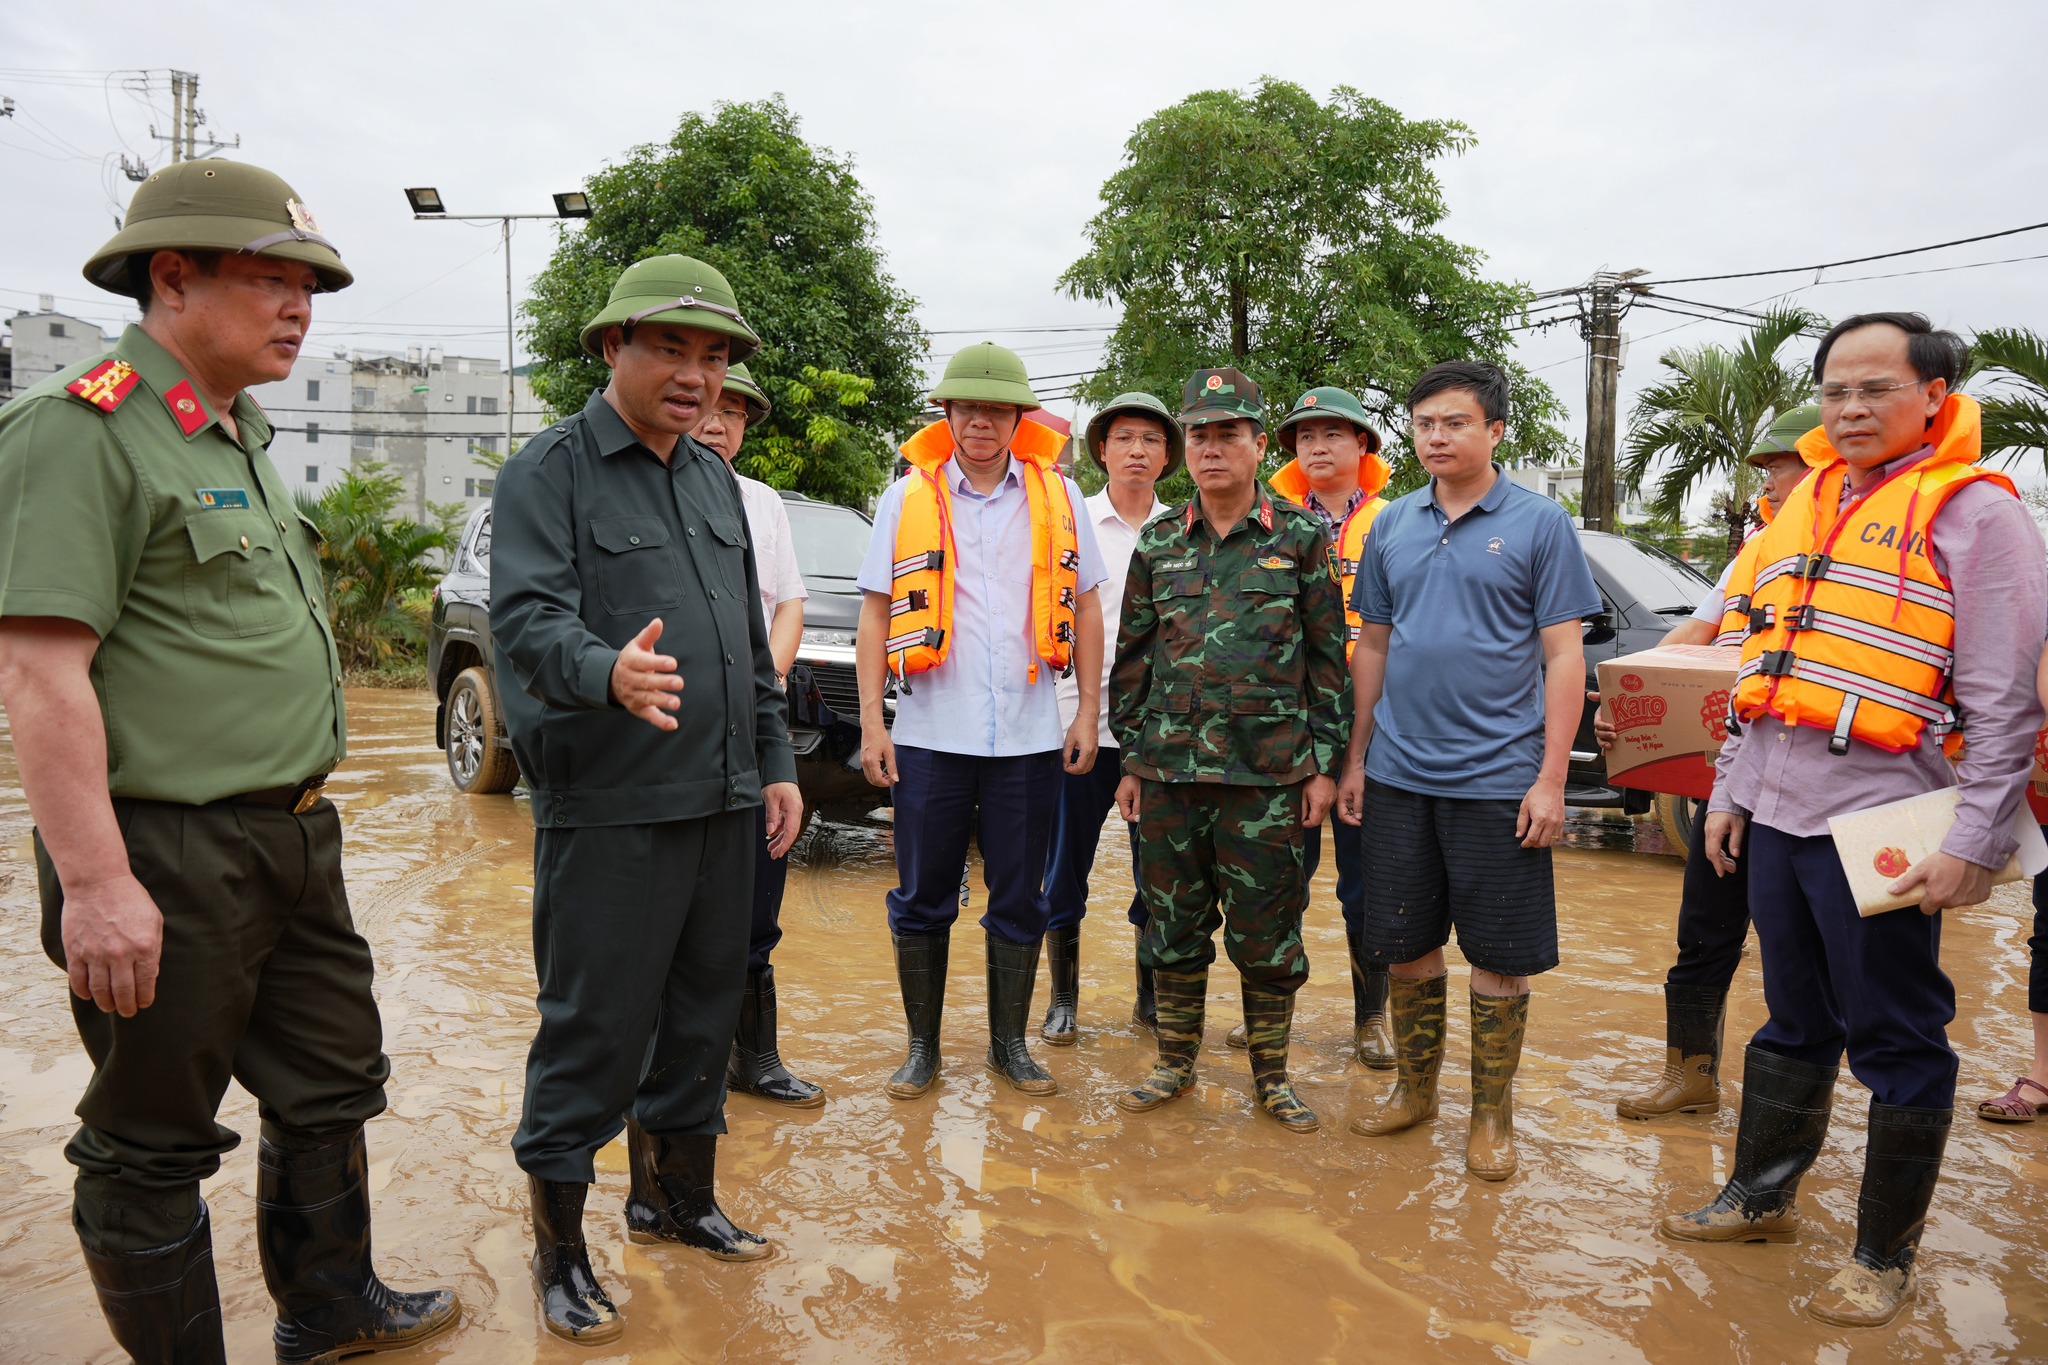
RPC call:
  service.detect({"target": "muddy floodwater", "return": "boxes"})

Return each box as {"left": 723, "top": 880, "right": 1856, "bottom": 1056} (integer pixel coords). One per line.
{"left": 2, "top": 690, "right": 2045, "bottom": 1362}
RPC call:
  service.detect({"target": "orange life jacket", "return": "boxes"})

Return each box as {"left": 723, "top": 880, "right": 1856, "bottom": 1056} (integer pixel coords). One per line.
{"left": 1269, "top": 449, "right": 1391, "bottom": 662}
{"left": 1707, "top": 487, "right": 1797, "bottom": 646}
{"left": 1719, "top": 394, "right": 2016, "bottom": 754}
{"left": 887, "top": 417, "right": 1081, "bottom": 684}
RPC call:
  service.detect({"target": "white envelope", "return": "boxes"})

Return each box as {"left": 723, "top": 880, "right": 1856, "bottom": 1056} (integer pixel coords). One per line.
{"left": 1828, "top": 787, "right": 2048, "bottom": 917}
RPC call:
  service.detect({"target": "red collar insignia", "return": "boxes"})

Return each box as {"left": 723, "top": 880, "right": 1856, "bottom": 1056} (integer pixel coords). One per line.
{"left": 162, "top": 380, "right": 208, "bottom": 437}
{"left": 66, "top": 359, "right": 140, "bottom": 413}
{"left": 1256, "top": 488, "right": 1274, "bottom": 532}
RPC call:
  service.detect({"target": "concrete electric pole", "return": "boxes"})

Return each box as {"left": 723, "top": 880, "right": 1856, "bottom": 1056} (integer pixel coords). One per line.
{"left": 1576, "top": 268, "right": 1645, "bottom": 532}
{"left": 149, "top": 71, "right": 239, "bottom": 164}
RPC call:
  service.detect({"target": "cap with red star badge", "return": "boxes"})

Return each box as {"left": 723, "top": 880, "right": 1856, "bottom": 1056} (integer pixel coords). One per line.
{"left": 1178, "top": 367, "right": 1265, "bottom": 429}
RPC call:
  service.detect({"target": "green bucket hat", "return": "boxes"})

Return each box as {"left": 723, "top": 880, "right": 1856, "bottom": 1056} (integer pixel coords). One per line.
{"left": 1277, "top": 386, "right": 1382, "bottom": 454}
{"left": 84, "top": 158, "right": 353, "bottom": 295}
{"left": 1747, "top": 403, "right": 1822, "bottom": 466}
{"left": 1084, "top": 392, "right": 1184, "bottom": 475}
{"left": 579, "top": 254, "right": 761, "bottom": 364}
{"left": 1179, "top": 367, "right": 1264, "bottom": 429}
{"left": 721, "top": 363, "right": 771, "bottom": 423}
{"left": 928, "top": 342, "right": 1040, "bottom": 411}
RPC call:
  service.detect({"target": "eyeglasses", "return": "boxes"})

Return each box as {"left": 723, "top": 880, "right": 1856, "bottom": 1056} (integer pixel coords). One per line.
{"left": 1412, "top": 416, "right": 1481, "bottom": 437}
{"left": 1105, "top": 431, "right": 1167, "bottom": 451}
{"left": 949, "top": 401, "right": 1017, "bottom": 421}
{"left": 1812, "top": 379, "right": 1928, "bottom": 407}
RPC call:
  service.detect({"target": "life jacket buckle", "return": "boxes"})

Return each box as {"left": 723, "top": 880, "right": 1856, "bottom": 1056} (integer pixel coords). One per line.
{"left": 1757, "top": 649, "right": 1797, "bottom": 678}
{"left": 1793, "top": 552, "right": 1833, "bottom": 580}
{"left": 1747, "top": 603, "right": 1775, "bottom": 635}
{"left": 1783, "top": 603, "right": 1816, "bottom": 632}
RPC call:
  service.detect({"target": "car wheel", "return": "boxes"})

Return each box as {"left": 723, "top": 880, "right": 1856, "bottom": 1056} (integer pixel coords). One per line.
{"left": 1653, "top": 792, "right": 1695, "bottom": 860}
{"left": 447, "top": 666, "right": 520, "bottom": 795}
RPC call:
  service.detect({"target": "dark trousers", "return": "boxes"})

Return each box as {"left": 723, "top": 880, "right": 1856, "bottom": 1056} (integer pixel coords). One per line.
{"left": 887, "top": 745, "right": 1060, "bottom": 946}
{"left": 1302, "top": 817, "right": 1366, "bottom": 939}
{"left": 36, "top": 797, "right": 389, "bottom": 1251}
{"left": 2032, "top": 838, "right": 2048, "bottom": 1014}
{"left": 1747, "top": 821, "right": 1958, "bottom": 1109}
{"left": 1668, "top": 800, "right": 1751, "bottom": 992}
{"left": 750, "top": 803, "right": 785, "bottom": 971}
{"left": 1041, "top": 756, "right": 1141, "bottom": 932}
{"left": 513, "top": 811, "right": 752, "bottom": 1183}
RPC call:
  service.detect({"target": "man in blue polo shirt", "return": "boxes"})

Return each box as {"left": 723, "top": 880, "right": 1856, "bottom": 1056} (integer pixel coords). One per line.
{"left": 1336, "top": 359, "right": 1600, "bottom": 1181}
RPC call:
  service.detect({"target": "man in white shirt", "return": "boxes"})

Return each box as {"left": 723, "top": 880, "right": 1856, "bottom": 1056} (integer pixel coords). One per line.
{"left": 691, "top": 364, "right": 821, "bottom": 1108}
{"left": 1040, "top": 393, "right": 1179, "bottom": 1043}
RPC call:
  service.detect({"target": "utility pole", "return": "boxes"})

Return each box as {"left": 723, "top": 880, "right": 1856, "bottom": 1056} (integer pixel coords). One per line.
{"left": 1576, "top": 268, "right": 1645, "bottom": 532}
{"left": 149, "top": 71, "right": 239, "bottom": 164}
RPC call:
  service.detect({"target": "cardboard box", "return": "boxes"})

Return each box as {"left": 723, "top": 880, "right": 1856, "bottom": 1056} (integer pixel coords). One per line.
{"left": 2030, "top": 727, "right": 2048, "bottom": 825}
{"left": 1596, "top": 644, "right": 1743, "bottom": 799}
{"left": 1828, "top": 787, "right": 2047, "bottom": 916}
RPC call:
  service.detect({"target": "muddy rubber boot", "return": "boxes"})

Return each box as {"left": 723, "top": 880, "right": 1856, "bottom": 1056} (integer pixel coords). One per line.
{"left": 622, "top": 1119, "right": 773, "bottom": 1262}
{"left": 1616, "top": 983, "right": 1725, "bottom": 1120}
{"left": 1243, "top": 985, "right": 1319, "bottom": 1133}
{"left": 1466, "top": 990, "right": 1529, "bottom": 1180}
{"left": 1660, "top": 1048, "right": 1838, "bottom": 1244}
{"left": 1805, "top": 1103, "right": 1952, "bottom": 1328}
{"left": 255, "top": 1129, "right": 461, "bottom": 1364}
{"left": 1225, "top": 1020, "right": 1249, "bottom": 1049}
{"left": 1131, "top": 929, "right": 1158, "bottom": 1033}
{"left": 1118, "top": 967, "right": 1207, "bottom": 1111}
{"left": 986, "top": 932, "right": 1059, "bottom": 1095}
{"left": 727, "top": 965, "right": 825, "bottom": 1108}
{"left": 1040, "top": 925, "right": 1081, "bottom": 1046}
{"left": 1350, "top": 974, "right": 1449, "bottom": 1137}
{"left": 1352, "top": 935, "right": 1395, "bottom": 1071}
{"left": 886, "top": 929, "right": 949, "bottom": 1100}
{"left": 527, "top": 1176, "right": 622, "bottom": 1344}
{"left": 78, "top": 1204, "right": 227, "bottom": 1365}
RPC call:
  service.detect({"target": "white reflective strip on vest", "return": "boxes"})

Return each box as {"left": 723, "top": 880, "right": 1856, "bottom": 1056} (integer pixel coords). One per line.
{"left": 1815, "top": 560, "right": 1955, "bottom": 616}
{"left": 885, "top": 629, "right": 926, "bottom": 652}
{"left": 889, "top": 597, "right": 916, "bottom": 618}
{"left": 891, "top": 555, "right": 929, "bottom": 580}
{"left": 1782, "top": 656, "right": 1953, "bottom": 723}
{"left": 1802, "top": 608, "right": 1955, "bottom": 671}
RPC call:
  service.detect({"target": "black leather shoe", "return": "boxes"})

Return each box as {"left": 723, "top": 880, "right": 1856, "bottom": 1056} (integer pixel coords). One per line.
{"left": 78, "top": 1203, "right": 227, "bottom": 1365}
{"left": 623, "top": 1120, "right": 773, "bottom": 1262}
{"left": 528, "top": 1176, "right": 622, "bottom": 1344}
{"left": 728, "top": 965, "right": 826, "bottom": 1107}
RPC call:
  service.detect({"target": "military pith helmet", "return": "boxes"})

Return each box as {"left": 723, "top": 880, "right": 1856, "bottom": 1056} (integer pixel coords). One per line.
{"left": 721, "top": 363, "right": 771, "bottom": 423}
{"left": 580, "top": 254, "right": 761, "bottom": 364}
{"left": 84, "top": 158, "right": 353, "bottom": 295}
{"left": 1084, "top": 391, "right": 1183, "bottom": 475}
{"left": 1179, "top": 367, "right": 1264, "bottom": 429}
{"left": 1747, "top": 404, "right": 1822, "bottom": 467}
{"left": 928, "top": 342, "right": 1040, "bottom": 411}
{"left": 1277, "top": 386, "right": 1382, "bottom": 454}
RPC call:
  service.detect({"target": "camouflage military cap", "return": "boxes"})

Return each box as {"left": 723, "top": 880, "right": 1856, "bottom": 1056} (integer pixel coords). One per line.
{"left": 1179, "top": 367, "right": 1264, "bottom": 429}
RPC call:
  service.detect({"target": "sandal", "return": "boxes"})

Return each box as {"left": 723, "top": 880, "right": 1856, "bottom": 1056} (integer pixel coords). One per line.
{"left": 1978, "top": 1075, "right": 2048, "bottom": 1123}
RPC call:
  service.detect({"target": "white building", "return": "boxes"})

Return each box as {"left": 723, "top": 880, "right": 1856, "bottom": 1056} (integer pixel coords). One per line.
{"left": 1, "top": 303, "right": 115, "bottom": 403}
{"left": 1507, "top": 463, "right": 1652, "bottom": 523}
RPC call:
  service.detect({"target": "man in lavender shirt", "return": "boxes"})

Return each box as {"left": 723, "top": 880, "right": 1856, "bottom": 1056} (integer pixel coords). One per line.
{"left": 1661, "top": 314, "right": 2046, "bottom": 1329}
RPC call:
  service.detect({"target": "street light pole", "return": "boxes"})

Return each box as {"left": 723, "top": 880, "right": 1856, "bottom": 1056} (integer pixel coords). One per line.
{"left": 503, "top": 216, "right": 514, "bottom": 456}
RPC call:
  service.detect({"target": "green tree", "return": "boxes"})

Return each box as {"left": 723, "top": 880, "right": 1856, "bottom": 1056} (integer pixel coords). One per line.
{"left": 295, "top": 464, "right": 454, "bottom": 673}
{"left": 1968, "top": 327, "right": 2048, "bottom": 466}
{"left": 1619, "top": 305, "right": 1824, "bottom": 561}
{"left": 1060, "top": 77, "right": 1571, "bottom": 494}
{"left": 524, "top": 96, "right": 927, "bottom": 507}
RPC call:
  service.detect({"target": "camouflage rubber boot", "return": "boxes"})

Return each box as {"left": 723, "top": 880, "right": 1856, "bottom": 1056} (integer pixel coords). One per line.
{"left": 985, "top": 933, "right": 1058, "bottom": 1096}
{"left": 1242, "top": 985, "right": 1318, "bottom": 1133}
{"left": 1661, "top": 1048, "right": 1838, "bottom": 1244}
{"left": 1349, "top": 974, "right": 1448, "bottom": 1138}
{"left": 1225, "top": 1020, "right": 1248, "bottom": 1050}
{"left": 1352, "top": 934, "right": 1394, "bottom": 1071}
{"left": 1805, "top": 1102, "right": 1950, "bottom": 1328}
{"left": 1616, "top": 983, "right": 1724, "bottom": 1120}
{"left": 1117, "top": 967, "right": 1207, "bottom": 1112}
{"left": 1466, "top": 990, "right": 1530, "bottom": 1181}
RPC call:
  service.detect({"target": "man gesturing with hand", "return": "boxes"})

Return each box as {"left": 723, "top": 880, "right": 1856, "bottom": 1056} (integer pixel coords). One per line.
{"left": 490, "top": 256, "right": 799, "bottom": 1342}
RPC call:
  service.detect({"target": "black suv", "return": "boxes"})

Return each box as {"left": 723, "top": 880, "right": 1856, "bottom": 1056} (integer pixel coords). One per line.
{"left": 427, "top": 491, "right": 890, "bottom": 820}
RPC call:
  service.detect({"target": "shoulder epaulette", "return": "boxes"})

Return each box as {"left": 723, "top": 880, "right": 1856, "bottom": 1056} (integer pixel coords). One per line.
{"left": 65, "top": 358, "right": 141, "bottom": 414}
{"left": 516, "top": 419, "right": 576, "bottom": 464}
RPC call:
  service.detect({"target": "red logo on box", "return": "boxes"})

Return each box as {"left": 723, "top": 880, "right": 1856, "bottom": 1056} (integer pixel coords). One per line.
{"left": 1620, "top": 673, "right": 1644, "bottom": 693}
{"left": 1610, "top": 693, "right": 1667, "bottom": 733}
{"left": 1701, "top": 688, "right": 1730, "bottom": 745}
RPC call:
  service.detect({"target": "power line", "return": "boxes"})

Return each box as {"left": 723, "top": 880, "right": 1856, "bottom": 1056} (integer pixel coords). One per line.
{"left": 1639, "top": 220, "right": 2048, "bottom": 287}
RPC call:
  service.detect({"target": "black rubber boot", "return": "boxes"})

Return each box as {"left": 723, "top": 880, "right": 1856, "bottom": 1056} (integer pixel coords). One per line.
{"left": 78, "top": 1203, "right": 227, "bottom": 1365}
{"left": 622, "top": 1119, "right": 773, "bottom": 1261}
{"left": 986, "top": 932, "right": 1059, "bottom": 1094}
{"left": 527, "top": 1176, "right": 622, "bottom": 1344}
{"left": 1806, "top": 1103, "right": 1953, "bottom": 1327}
{"left": 886, "top": 929, "right": 949, "bottom": 1099}
{"left": 1661, "top": 1048, "right": 1838, "bottom": 1244}
{"left": 1040, "top": 925, "right": 1081, "bottom": 1046}
{"left": 256, "top": 1129, "right": 461, "bottom": 1364}
{"left": 1351, "top": 933, "right": 1394, "bottom": 1070}
{"left": 727, "top": 965, "right": 825, "bottom": 1108}
{"left": 1132, "top": 927, "right": 1158, "bottom": 1033}
{"left": 1617, "top": 983, "right": 1726, "bottom": 1120}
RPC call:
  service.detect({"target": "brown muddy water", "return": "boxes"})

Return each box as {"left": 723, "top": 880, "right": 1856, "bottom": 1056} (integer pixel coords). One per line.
{"left": 2, "top": 690, "right": 2044, "bottom": 1363}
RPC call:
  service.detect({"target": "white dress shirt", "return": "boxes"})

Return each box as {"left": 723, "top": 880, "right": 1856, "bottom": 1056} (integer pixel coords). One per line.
{"left": 1057, "top": 486, "right": 1166, "bottom": 746}
{"left": 736, "top": 473, "right": 807, "bottom": 628}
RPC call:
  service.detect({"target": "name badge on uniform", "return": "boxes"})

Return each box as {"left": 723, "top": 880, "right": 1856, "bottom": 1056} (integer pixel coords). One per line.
{"left": 196, "top": 488, "right": 251, "bottom": 510}
{"left": 1156, "top": 555, "right": 1198, "bottom": 572}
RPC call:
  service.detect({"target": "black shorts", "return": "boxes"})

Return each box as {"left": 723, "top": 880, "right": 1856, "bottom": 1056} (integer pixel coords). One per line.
{"left": 1360, "top": 780, "right": 1559, "bottom": 976}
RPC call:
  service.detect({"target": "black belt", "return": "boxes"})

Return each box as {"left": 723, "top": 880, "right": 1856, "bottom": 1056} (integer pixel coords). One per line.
{"left": 231, "top": 774, "right": 330, "bottom": 814}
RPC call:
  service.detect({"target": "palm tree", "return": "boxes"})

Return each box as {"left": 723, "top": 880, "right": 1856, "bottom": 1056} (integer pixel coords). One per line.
{"left": 1968, "top": 327, "right": 2048, "bottom": 466}
{"left": 1620, "top": 305, "right": 1825, "bottom": 562}
{"left": 295, "top": 465, "right": 455, "bottom": 672}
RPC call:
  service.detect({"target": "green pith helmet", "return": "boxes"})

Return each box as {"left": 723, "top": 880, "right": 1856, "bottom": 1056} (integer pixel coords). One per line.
{"left": 721, "top": 362, "right": 771, "bottom": 423}
{"left": 1277, "top": 386, "right": 1382, "bottom": 454}
{"left": 579, "top": 254, "right": 761, "bottom": 364}
{"left": 1084, "top": 392, "right": 1184, "bottom": 475}
{"left": 84, "top": 158, "right": 353, "bottom": 295}
{"left": 1179, "top": 367, "right": 1263, "bottom": 429}
{"left": 928, "top": 341, "right": 1040, "bottom": 411}
{"left": 1747, "top": 403, "right": 1822, "bottom": 466}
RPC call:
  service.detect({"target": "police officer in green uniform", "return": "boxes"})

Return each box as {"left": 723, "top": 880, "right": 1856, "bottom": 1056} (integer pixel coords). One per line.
{"left": 0, "top": 160, "right": 459, "bottom": 1365}
{"left": 1110, "top": 368, "right": 1351, "bottom": 1133}
{"left": 490, "top": 255, "right": 803, "bottom": 1344}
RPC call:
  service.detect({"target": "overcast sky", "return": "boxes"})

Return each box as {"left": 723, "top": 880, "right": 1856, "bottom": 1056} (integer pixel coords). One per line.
{"left": 6, "top": 0, "right": 2047, "bottom": 488}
